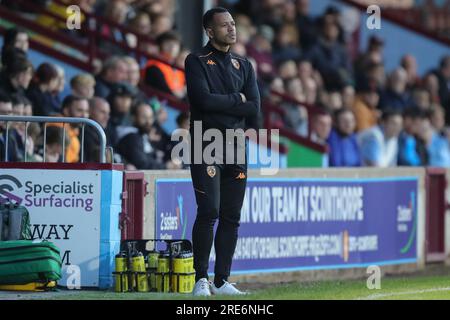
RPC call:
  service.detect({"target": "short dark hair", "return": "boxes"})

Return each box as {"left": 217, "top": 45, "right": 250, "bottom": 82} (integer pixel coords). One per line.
{"left": 403, "top": 107, "right": 428, "bottom": 120}
{"left": 131, "top": 101, "right": 152, "bottom": 118}
{"left": 176, "top": 111, "right": 189, "bottom": 127}
{"left": 34, "top": 63, "right": 58, "bottom": 85}
{"left": 156, "top": 31, "right": 180, "bottom": 48}
{"left": 5, "top": 56, "right": 33, "bottom": 77}
{"left": 45, "top": 126, "right": 64, "bottom": 146}
{"left": 333, "top": 108, "right": 354, "bottom": 121}
{"left": 62, "top": 94, "right": 86, "bottom": 111}
{"left": 381, "top": 109, "right": 402, "bottom": 122}
{"left": 202, "top": 7, "right": 229, "bottom": 30}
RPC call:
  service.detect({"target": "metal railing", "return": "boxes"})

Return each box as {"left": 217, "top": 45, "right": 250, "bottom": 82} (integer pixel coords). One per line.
{"left": 0, "top": 116, "right": 107, "bottom": 163}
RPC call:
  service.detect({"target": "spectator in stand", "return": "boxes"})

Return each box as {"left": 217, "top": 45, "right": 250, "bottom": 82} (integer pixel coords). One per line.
{"left": 246, "top": 31, "right": 275, "bottom": 81}
{"left": 354, "top": 35, "right": 384, "bottom": 86}
{"left": 342, "top": 85, "right": 356, "bottom": 109}
{"left": 152, "top": 15, "right": 174, "bottom": 38}
{"left": 401, "top": 54, "right": 420, "bottom": 90}
{"left": 416, "top": 114, "right": 450, "bottom": 167}
{"left": 94, "top": 56, "right": 129, "bottom": 98}
{"left": 281, "top": 77, "right": 308, "bottom": 136}
{"left": 26, "top": 63, "right": 61, "bottom": 116}
{"left": 122, "top": 56, "right": 147, "bottom": 102}
{"left": 99, "top": 0, "right": 130, "bottom": 54}
{"left": 149, "top": 98, "right": 173, "bottom": 161}
{"left": 60, "top": 95, "right": 89, "bottom": 163}
{"left": 126, "top": 11, "right": 152, "bottom": 49}
{"left": 42, "top": 126, "right": 69, "bottom": 163}
{"left": 106, "top": 82, "right": 136, "bottom": 147}
{"left": 310, "top": 108, "right": 332, "bottom": 145}
{"left": 0, "top": 56, "right": 33, "bottom": 98}
{"left": 423, "top": 72, "right": 441, "bottom": 105}
{"left": 0, "top": 92, "right": 21, "bottom": 162}
{"left": 351, "top": 81, "right": 380, "bottom": 132}
{"left": 84, "top": 97, "right": 111, "bottom": 162}
{"left": 277, "top": 60, "right": 298, "bottom": 82}
{"left": 10, "top": 94, "right": 38, "bottom": 161}
{"left": 176, "top": 47, "right": 191, "bottom": 70}
{"left": 358, "top": 110, "right": 403, "bottom": 167}
{"left": 326, "top": 89, "right": 343, "bottom": 111}
{"left": 327, "top": 108, "right": 361, "bottom": 167}
{"left": 116, "top": 102, "right": 181, "bottom": 170}
{"left": 143, "top": 31, "right": 186, "bottom": 99}
{"left": 431, "top": 55, "right": 450, "bottom": 124}
{"left": 398, "top": 108, "right": 425, "bottom": 166}
{"left": 306, "top": 19, "right": 352, "bottom": 90}
{"left": 379, "top": 67, "right": 413, "bottom": 111}
{"left": 71, "top": 73, "right": 96, "bottom": 99}
{"left": 272, "top": 23, "right": 301, "bottom": 65}
{"left": 412, "top": 87, "right": 431, "bottom": 110}
{"left": 430, "top": 105, "right": 447, "bottom": 138}
{"left": 295, "top": 0, "right": 317, "bottom": 51}
{"left": 1, "top": 27, "right": 29, "bottom": 67}
{"left": 52, "top": 65, "right": 66, "bottom": 107}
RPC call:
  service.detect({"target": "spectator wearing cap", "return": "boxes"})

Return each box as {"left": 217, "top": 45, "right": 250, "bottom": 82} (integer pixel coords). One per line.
{"left": 94, "top": 56, "right": 129, "bottom": 99}
{"left": 0, "top": 56, "right": 33, "bottom": 98}
{"left": 358, "top": 110, "right": 403, "bottom": 167}
{"left": 26, "top": 62, "right": 60, "bottom": 116}
{"left": 327, "top": 108, "right": 361, "bottom": 167}
{"left": 116, "top": 102, "right": 181, "bottom": 170}
{"left": 106, "top": 82, "right": 135, "bottom": 147}
{"left": 351, "top": 81, "right": 380, "bottom": 132}
{"left": 143, "top": 31, "right": 186, "bottom": 99}
{"left": 71, "top": 73, "right": 96, "bottom": 99}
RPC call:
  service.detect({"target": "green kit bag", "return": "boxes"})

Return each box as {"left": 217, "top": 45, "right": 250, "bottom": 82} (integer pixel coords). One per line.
{"left": 0, "top": 240, "right": 62, "bottom": 285}
{"left": 0, "top": 202, "right": 32, "bottom": 240}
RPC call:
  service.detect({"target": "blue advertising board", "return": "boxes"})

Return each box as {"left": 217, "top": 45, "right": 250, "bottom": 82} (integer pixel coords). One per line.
{"left": 155, "top": 177, "right": 418, "bottom": 274}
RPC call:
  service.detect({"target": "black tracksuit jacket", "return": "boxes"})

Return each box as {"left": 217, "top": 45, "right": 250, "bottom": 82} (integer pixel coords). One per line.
{"left": 185, "top": 41, "right": 261, "bottom": 134}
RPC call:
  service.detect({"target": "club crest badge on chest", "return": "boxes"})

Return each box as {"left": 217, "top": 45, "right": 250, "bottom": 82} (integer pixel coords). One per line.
{"left": 207, "top": 165, "right": 216, "bottom": 178}
{"left": 231, "top": 58, "right": 240, "bottom": 70}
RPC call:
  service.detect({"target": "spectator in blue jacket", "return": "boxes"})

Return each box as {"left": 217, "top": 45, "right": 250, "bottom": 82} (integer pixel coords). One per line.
{"left": 327, "top": 108, "right": 361, "bottom": 167}
{"left": 398, "top": 108, "right": 425, "bottom": 166}
{"left": 417, "top": 114, "right": 450, "bottom": 167}
{"left": 358, "top": 110, "right": 403, "bottom": 167}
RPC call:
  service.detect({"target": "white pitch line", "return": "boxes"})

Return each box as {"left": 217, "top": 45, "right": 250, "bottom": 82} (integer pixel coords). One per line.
{"left": 356, "top": 287, "right": 450, "bottom": 300}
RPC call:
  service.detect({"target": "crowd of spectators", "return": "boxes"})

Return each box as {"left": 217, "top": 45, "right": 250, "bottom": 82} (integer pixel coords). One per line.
{"left": 219, "top": 0, "right": 450, "bottom": 168}
{"left": 1, "top": 0, "right": 450, "bottom": 169}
